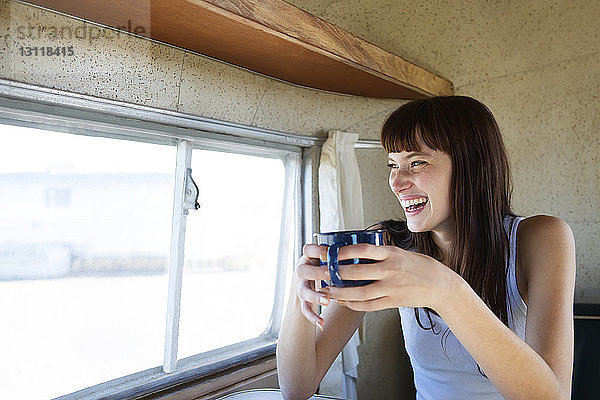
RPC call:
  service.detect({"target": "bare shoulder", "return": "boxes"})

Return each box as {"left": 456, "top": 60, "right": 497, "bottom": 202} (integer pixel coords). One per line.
{"left": 517, "top": 214, "right": 576, "bottom": 285}
{"left": 516, "top": 214, "right": 576, "bottom": 391}
{"left": 518, "top": 214, "right": 574, "bottom": 248}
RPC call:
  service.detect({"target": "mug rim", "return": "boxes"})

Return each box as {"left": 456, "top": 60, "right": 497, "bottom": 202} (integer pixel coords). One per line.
{"left": 313, "top": 228, "right": 386, "bottom": 237}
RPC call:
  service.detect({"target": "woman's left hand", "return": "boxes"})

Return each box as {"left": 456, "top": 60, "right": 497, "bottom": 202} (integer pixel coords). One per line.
{"left": 323, "top": 243, "right": 460, "bottom": 313}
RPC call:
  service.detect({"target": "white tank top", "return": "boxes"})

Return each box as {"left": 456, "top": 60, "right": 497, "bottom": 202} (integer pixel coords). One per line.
{"left": 399, "top": 215, "right": 527, "bottom": 399}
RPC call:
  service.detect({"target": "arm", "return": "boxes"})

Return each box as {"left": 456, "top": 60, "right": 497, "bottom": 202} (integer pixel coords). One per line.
{"left": 276, "top": 246, "right": 366, "bottom": 400}
{"left": 437, "top": 215, "right": 575, "bottom": 400}
{"left": 326, "top": 215, "right": 575, "bottom": 399}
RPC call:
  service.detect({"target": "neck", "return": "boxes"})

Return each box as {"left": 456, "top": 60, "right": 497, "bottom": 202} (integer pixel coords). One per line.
{"left": 431, "top": 228, "right": 452, "bottom": 265}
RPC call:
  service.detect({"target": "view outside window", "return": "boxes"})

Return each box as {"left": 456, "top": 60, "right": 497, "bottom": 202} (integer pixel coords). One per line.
{"left": 0, "top": 126, "right": 175, "bottom": 399}
{"left": 177, "top": 150, "right": 285, "bottom": 359}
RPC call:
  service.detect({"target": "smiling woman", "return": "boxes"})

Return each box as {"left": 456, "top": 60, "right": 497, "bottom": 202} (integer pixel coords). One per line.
{"left": 376, "top": 97, "right": 575, "bottom": 399}
{"left": 278, "top": 95, "right": 576, "bottom": 400}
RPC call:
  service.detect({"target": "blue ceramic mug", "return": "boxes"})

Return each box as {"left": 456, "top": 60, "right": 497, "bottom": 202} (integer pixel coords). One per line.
{"left": 313, "top": 229, "right": 386, "bottom": 288}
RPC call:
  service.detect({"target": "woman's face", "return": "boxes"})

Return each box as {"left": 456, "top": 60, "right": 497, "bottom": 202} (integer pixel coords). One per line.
{"left": 387, "top": 140, "right": 453, "bottom": 235}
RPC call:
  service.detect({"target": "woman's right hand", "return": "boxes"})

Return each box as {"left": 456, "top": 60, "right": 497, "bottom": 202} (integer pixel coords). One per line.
{"left": 294, "top": 244, "right": 332, "bottom": 330}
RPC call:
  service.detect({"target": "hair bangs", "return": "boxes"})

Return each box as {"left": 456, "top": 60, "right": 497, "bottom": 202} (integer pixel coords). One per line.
{"left": 381, "top": 100, "right": 450, "bottom": 154}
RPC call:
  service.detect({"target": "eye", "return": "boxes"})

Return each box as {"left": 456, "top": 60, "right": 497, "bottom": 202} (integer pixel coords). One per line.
{"left": 386, "top": 162, "right": 398, "bottom": 169}
{"left": 410, "top": 161, "right": 427, "bottom": 167}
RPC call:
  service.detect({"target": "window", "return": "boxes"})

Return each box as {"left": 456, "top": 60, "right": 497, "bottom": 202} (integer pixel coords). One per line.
{"left": 0, "top": 125, "right": 176, "bottom": 399}
{"left": 177, "top": 150, "right": 285, "bottom": 359}
{"left": 0, "top": 79, "right": 314, "bottom": 399}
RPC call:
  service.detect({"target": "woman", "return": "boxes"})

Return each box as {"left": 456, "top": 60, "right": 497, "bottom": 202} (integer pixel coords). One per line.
{"left": 276, "top": 96, "right": 576, "bottom": 399}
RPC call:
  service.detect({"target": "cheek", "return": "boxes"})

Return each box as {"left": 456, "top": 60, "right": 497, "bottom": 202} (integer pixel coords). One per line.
{"left": 428, "top": 176, "right": 452, "bottom": 210}
{"left": 415, "top": 175, "right": 436, "bottom": 190}
{"left": 418, "top": 172, "right": 450, "bottom": 205}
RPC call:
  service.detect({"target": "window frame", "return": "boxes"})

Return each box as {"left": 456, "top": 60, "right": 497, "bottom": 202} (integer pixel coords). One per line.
{"left": 0, "top": 78, "right": 320, "bottom": 399}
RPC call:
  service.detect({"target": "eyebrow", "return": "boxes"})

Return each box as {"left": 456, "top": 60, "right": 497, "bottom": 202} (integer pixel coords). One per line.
{"left": 387, "top": 151, "right": 432, "bottom": 162}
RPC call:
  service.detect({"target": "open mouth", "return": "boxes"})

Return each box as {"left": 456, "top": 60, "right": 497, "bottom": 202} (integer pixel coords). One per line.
{"left": 401, "top": 197, "right": 429, "bottom": 213}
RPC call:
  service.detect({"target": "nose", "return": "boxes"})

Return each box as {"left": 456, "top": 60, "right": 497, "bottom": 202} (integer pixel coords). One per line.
{"left": 389, "top": 168, "right": 412, "bottom": 193}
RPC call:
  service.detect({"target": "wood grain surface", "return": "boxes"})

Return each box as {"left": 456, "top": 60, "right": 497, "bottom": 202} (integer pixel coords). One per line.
{"left": 21, "top": 0, "right": 454, "bottom": 99}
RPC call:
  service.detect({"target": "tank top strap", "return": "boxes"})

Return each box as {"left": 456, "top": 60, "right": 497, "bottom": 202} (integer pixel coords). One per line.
{"left": 504, "top": 215, "right": 527, "bottom": 337}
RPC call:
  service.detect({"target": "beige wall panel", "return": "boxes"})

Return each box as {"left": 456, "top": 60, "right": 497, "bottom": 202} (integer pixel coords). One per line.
{"left": 342, "top": 105, "right": 400, "bottom": 141}
{"left": 2, "top": 1, "right": 182, "bottom": 110}
{"left": 177, "top": 52, "right": 273, "bottom": 126}
{"left": 0, "top": 2, "right": 11, "bottom": 79}
{"left": 250, "top": 78, "right": 399, "bottom": 137}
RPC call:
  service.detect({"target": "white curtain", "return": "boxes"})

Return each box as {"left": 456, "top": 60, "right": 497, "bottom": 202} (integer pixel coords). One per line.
{"left": 317, "top": 130, "right": 364, "bottom": 399}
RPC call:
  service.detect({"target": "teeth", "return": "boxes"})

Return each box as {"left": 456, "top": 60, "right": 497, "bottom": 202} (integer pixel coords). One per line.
{"left": 400, "top": 197, "right": 428, "bottom": 208}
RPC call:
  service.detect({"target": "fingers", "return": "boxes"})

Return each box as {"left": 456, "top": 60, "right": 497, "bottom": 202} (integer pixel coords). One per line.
{"left": 304, "top": 243, "right": 394, "bottom": 263}
{"left": 302, "top": 243, "right": 328, "bottom": 261}
{"left": 298, "top": 279, "right": 330, "bottom": 308}
{"left": 296, "top": 243, "right": 395, "bottom": 327}
{"left": 335, "top": 262, "right": 388, "bottom": 281}
{"left": 300, "top": 299, "right": 324, "bottom": 330}
{"left": 295, "top": 254, "right": 330, "bottom": 282}
{"left": 327, "top": 280, "right": 387, "bottom": 302}
{"left": 341, "top": 296, "right": 391, "bottom": 312}
{"left": 297, "top": 280, "right": 330, "bottom": 330}
{"left": 334, "top": 243, "right": 393, "bottom": 261}
{"left": 295, "top": 251, "right": 331, "bottom": 329}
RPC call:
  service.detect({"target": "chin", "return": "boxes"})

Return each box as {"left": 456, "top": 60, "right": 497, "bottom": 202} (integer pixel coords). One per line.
{"left": 405, "top": 218, "right": 427, "bottom": 233}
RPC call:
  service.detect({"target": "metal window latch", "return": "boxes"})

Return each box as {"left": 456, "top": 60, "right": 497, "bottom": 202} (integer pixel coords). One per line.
{"left": 183, "top": 168, "right": 200, "bottom": 215}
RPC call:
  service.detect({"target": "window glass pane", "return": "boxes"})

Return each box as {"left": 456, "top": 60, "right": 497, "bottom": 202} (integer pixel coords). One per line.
{"left": 178, "top": 150, "right": 285, "bottom": 359}
{"left": 0, "top": 125, "right": 175, "bottom": 399}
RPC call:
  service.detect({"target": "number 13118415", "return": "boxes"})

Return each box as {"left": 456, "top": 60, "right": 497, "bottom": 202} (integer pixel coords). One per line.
{"left": 18, "top": 46, "right": 74, "bottom": 56}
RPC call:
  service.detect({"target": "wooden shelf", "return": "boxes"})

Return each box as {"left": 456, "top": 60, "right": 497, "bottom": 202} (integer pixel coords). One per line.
{"left": 23, "top": 0, "right": 454, "bottom": 99}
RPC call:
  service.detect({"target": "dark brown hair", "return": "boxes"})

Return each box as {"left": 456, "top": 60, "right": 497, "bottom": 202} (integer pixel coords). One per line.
{"left": 374, "top": 95, "right": 516, "bottom": 377}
